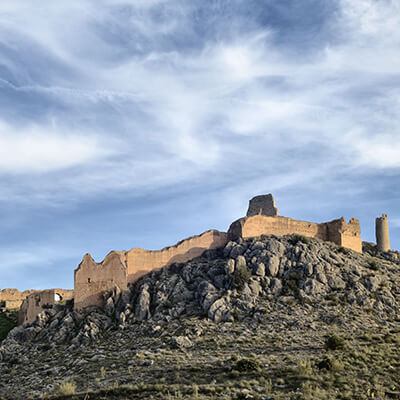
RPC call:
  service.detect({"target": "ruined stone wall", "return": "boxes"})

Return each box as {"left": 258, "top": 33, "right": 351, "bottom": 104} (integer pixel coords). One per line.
{"left": 0, "top": 289, "right": 38, "bottom": 310}
{"left": 228, "top": 215, "right": 362, "bottom": 252}
{"left": 74, "top": 252, "right": 128, "bottom": 310}
{"left": 73, "top": 230, "right": 228, "bottom": 310}
{"left": 325, "top": 217, "right": 362, "bottom": 252}
{"left": 228, "top": 215, "right": 327, "bottom": 241}
{"left": 123, "top": 230, "right": 228, "bottom": 283}
{"left": 18, "top": 289, "right": 74, "bottom": 324}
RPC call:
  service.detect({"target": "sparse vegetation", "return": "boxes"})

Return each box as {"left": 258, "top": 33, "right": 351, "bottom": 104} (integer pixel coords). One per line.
{"left": 233, "top": 263, "right": 251, "bottom": 290}
{"left": 290, "top": 234, "right": 311, "bottom": 245}
{"left": 368, "top": 260, "right": 379, "bottom": 270}
{"left": 1, "top": 236, "right": 400, "bottom": 399}
{"left": 232, "top": 358, "right": 261, "bottom": 372}
{"left": 0, "top": 312, "right": 15, "bottom": 343}
{"left": 325, "top": 333, "right": 346, "bottom": 350}
{"left": 56, "top": 380, "right": 76, "bottom": 396}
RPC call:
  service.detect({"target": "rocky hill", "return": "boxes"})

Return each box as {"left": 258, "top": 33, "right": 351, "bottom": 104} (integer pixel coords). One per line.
{"left": 0, "top": 235, "right": 399, "bottom": 399}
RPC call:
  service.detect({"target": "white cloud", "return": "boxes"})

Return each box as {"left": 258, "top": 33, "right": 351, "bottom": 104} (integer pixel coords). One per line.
{"left": 0, "top": 0, "right": 399, "bottom": 205}
{"left": 0, "top": 121, "right": 112, "bottom": 174}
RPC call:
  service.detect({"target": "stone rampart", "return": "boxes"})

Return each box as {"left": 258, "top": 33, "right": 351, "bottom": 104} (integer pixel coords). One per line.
{"left": 228, "top": 215, "right": 362, "bottom": 252}
{"left": 0, "top": 289, "right": 38, "bottom": 310}
{"left": 74, "top": 252, "right": 128, "bottom": 310}
{"left": 73, "top": 230, "right": 228, "bottom": 310}
{"left": 18, "top": 289, "right": 74, "bottom": 324}
{"left": 123, "top": 230, "right": 228, "bottom": 283}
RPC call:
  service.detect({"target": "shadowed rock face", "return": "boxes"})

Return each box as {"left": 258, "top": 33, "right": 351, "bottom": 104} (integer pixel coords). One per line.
{"left": 246, "top": 194, "right": 278, "bottom": 217}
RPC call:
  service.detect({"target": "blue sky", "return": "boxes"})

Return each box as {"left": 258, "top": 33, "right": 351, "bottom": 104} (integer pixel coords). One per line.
{"left": 1, "top": 0, "right": 399, "bottom": 290}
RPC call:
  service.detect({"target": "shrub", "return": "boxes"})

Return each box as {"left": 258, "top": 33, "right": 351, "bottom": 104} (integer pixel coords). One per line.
{"left": 337, "top": 246, "right": 349, "bottom": 255}
{"left": 233, "top": 263, "right": 251, "bottom": 290}
{"left": 368, "top": 260, "right": 379, "bottom": 271}
{"left": 325, "top": 334, "right": 346, "bottom": 350}
{"left": 233, "top": 358, "right": 261, "bottom": 372}
{"left": 56, "top": 380, "right": 76, "bottom": 396}
{"left": 296, "top": 359, "right": 313, "bottom": 376}
{"left": 317, "top": 357, "right": 344, "bottom": 372}
{"left": 290, "top": 234, "right": 311, "bottom": 245}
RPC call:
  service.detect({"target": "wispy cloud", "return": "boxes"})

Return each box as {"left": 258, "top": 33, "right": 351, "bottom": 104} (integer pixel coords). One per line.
{"left": 0, "top": 0, "right": 400, "bottom": 288}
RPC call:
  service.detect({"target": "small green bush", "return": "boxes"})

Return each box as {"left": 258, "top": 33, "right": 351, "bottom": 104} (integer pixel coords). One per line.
{"left": 368, "top": 260, "right": 379, "bottom": 271}
{"left": 325, "top": 334, "right": 346, "bottom": 350}
{"left": 317, "top": 356, "right": 344, "bottom": 372}
{"left": 233, "top": 358, "right": 261, "bottom": 372}
{"left": 290, "top": 234, "right": 311, "bottom": 245}
{"left": 337, "top": 246, "right": 349, "bottom": 255}
{"left": 233, "top": 264, "right": 251, "bottom": 290}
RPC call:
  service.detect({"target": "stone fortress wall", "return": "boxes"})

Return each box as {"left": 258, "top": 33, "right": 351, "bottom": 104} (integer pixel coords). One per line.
{"left": 18, "top": 289, "right": 74, "bottom": 324}
{"left": 73, "top": 230, "right": 228, "bottom": 310}
{"left": 9, "top": 193, "right": 390, "bottom": 323}
{"left": 0, "top": 289, "right": 39, "bottom": 311}
{"left": 228, "top": 195, "right": 362, "bottom": 253}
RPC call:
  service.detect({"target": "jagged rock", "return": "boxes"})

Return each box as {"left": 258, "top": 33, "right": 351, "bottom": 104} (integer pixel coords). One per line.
{"left": 223, "top": 241, "right": 236, "bottom": 258}
{"left": 303, "top": 263, "right": 313, "bottom": 276}
{"left": 327, "top": 275, "right": 346, "bottom": 290}
{"left": 266, "top": 255, "right": 280, "bottom": 277}
{"left": 270, "top": 278, "right": 282, "bottom": 295}
{"left": 225, "top": 259, "right": 235, "bottom": 275}
{"left": 208, "top": 298, "right": 229, "bottom": 322}
{"left": 230, "top": 244, "right": 246, "bottom": 258}
{"left": 236, "top": 255, "right": 247, "bottom": 270}
{"left": 104, "top": 297, "right": 115, "bottom": 317}
{"left": 136, "top": 284, "right": 151, "bottom": 320}
{"left": 364, "top": 276, "right": 381, "bottom": 291}
{"left": 303, "top": 278, "right": 326, "bottom": 295}
{"left": 174, "top": 336, "right": 193, "bottom": 348}
{"left": 254, "top": 262, "right": 265, "bottom": 277}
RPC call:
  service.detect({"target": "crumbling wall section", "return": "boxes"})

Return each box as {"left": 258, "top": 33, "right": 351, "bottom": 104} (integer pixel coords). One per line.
{"left": 0, "top": 289, "right": 38, "bottom": 310}
{"left": 18, "top": 289, "right": 73, "bottom": 324}
{"left": 74, "top": 252, "right": 128, "bottom": 311}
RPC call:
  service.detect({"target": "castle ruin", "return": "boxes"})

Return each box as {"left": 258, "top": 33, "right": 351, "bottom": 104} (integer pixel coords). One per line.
{"left": 228, "top": 195, "right": 362, "bottom": 252}
{"left": 8, "top": 193, "right": 391, "bottom": 324}
{"left": 376, "top": 214, "right": 390, "bottom": 252}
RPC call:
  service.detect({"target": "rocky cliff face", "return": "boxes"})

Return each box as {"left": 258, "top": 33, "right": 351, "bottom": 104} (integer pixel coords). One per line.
{"left": 1, "top": 235, "right": 399, "bottom": 399}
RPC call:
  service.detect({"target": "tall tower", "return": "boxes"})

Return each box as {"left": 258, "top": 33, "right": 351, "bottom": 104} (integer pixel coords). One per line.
{"left": 247, "top": 194, "right": 278, "bottom": 217}
{"left": 375, "top": 214, "right": 390, "bottom": 252}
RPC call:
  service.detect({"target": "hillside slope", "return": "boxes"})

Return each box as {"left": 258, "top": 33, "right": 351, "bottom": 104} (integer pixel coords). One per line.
{"left": 0, "top": 235, "right": 399, "bottom": 399}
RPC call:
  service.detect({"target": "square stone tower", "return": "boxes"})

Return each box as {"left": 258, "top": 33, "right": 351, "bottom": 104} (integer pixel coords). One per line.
{"left": 246, "top": 194, "right": 278, "bottom": 217}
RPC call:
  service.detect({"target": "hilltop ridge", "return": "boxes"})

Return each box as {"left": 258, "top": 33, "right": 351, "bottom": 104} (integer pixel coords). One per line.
{"left": 1, "top": 234, "right": 399, "bottom": 399}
